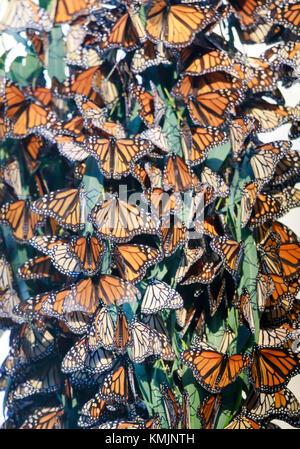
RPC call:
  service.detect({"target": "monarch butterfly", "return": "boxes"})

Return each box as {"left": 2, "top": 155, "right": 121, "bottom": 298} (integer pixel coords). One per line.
{"left": 0, "top": 116, "right": 11, "bottom": 142}
{"left": 257, "top": 233, "right": 283, "bottom": 276}
{"left": 262, "top": 294, "right": 295, "bottom": 327}
{"left": 278, "top": 239, "right": 300, "bottom": 280}
{"left": 130, "top": 83, "right": 165, "bottom": 128}
{"left": 54, "top": 0, "right": 90, "bottom": 24}
{"left": 133, "top": 163, "right": 163, "bottom": 191}
{"left": 188, "top": 90, "right": 242, "bottom": 128}
{"left": 160, "top": 215, "right": 189, "bottom": 257}
{"left": 144, "top": 188, "right": 182, "bottom": 220}
{"left": 7, "top": 363, "right": 62, "bottom": 406}
{"left": 3, "top": 81, "right": 54, "bottom": 137}
{"left": 181, "top": 251, "right": 223, "bottom": 285}
{"left": 174, "top": 245, "right": 204, "bottom": 283}
{"left": 26, "top": 30, "right": 45, "bottom": 63}
{"left": 173, "top": 72, "right": 243, "bottom": 103}
{"left": 256, "top": 273, "right": 275, "bottom": 312}
{"left": 242, "top": 387, "right": 300, "bottom": 425}
{"left": 0, "top": 159, "right": 22, "bottom": 199}
{"left": 241, "top": 99, "right": 290, "bottom": 132}
{"left": 113, "top": 243, "right": 164, "bottom": 284}
{"left": 224, "top": 414, "right": 261, "bottom": 429}
{"left": 53, "top": 135, "right": 90, "bottom": 164}
{"left": 201, "top": 166, "right": 230, "bottom": 200}
{"left": 269, "top": 2, "right": 300, "bottom": 35}
{"left": 0, "top": 200, "right": 45, "bottom": 243}
{"left": 180, "top": 342, "right": 252, "bottom": 393}
{"left": 264, "top": 274, "right": 298, "bottom": 310}
{"left": 74, "top": 94, "right": 108, "bottom": 127}
{"left": 140, "top": 125, "right": 170, "bottom": 153}
{"left": 163, "top": 154, "right": 199, "bottom": 192}
{"left": 92, "top": 68, "right": 119, "bottom": 106}
{"left": 128, "top": 318, "right": 155, "bottom": 363}
{"left": 52, "top": 66, "right": 100, "bottom": 99}
{"left": 141, "top": 279, "right": 183, "bottom": 314}
{"left": 0, "top": 0, "right": 52, "bottom": 32}
{"left": 30, "top": 186, "right": 87, "bottom": 232}
{"left": 45, "top": 278, "right": 101, "bottom": 317}
{"left": 182, "top": 125, "right": 228, "bottom": 166}
{"left": 236, "top": 56, "right": 279, "bottom": 93}
{"left": 94, "top": 417, "right": 161, "bottom": 429}
{"left": 12, "top": 291, "right": 52, "bottom": 322}
{"left": 100, "top": 9, "right": 146, "bottom": 52}
{"left": 150, "top": 327, "right": 175, "bottom": 360}
{"left": 98, "top": 274, "right": 141, "bottom": 307}
{"left": 145, "top": 1, "right": 216, "bottom": 48}
{"left": 241, "top": 181, "right": 282, "bottom": 229}
{"left": 0, "top": 256, "right": 13, "bottom": 290}
{"left": 67, "top": 233, "right": 105, "bottom": 276}
{"left": 183, "top": 46, "right": 234, "bottom": 77}
{"left": 229, "top": 0, "right": 265, "bottom": 28}
{"left": 160, "top": 384, "right": 182, "bottom": 429}
{"left": 230, "top": 116, "right": 258, "bottom": 160}
{"left": 250, "top": 141, "right": 291, "bottom": 182}
{"left": 210, "top": 235, "right": 244, "bottom": 276}
{"left": 249, "top": 344, "right": 299, "bottom": 393}
{"left": 131, "top": 39, "right": 172, "bottom": 74}
{"left": 17, "top": 255, "right": 64, "bottom": 282}
{"left": 272, "top": 187, "right": 300, "bottom": 216}
{"left": 61, "top": 336, "right": 115, "bottom": 374}
{"left": 88, "top": 305, "right": 115, "bottom": 351}
{"left": 86, "top": 135, "right": 152, "bottom": 179}
{"left": 207, "top": 275, "right": 226, "bottom": 317}
{"left": 88, "top": 194, "right": 159, "bottom": 242}
{"left": 0, "top": 288, "right": 23, "bottom": 325}
{"left": 41, "top": 281, "right": 98, "bottom": 334}
{"left": 264, "top": 41, "right": 300, "bottom": 71}
{"left": 113, "top": 309, "right": 131, "bottom": 354}
{"left": 22, "top": 135, "right": 44, "bottom": 173}
{"left": 20, "top": 407, "right": 65, "bottom": 429}
{"left": 29, "top": 234, "right": 69, "bottom": 255}
{"left": 14, "top": 322, "right": 55, "bottom": 362}
{"left": 258, "top": 325, "right": 294, "bottom": 348}
{"left": 197, "top": 394, "right": 221, "bottom": 429}
{"left": 78, "top": 393, "right": 117, "bottom": 428}
{"left": 98, "top": 362, "right": 134, "bottom": 405}
{"left": 73, "top": 161, "right": 87, "bottom": 180}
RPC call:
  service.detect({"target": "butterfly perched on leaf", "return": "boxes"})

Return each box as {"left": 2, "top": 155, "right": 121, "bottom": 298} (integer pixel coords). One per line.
{"left": 86, "top": 134, "right": 152, "bottom": 179}
{"left": 145, "top": 0, "right": 216, "bottom": 48}
{"left": 141, "top": 279, "right": 183, "bottom": 314}
{"left": 20, "top": 406, "right": 65, "bottom": 429}
{"left": 249, "top": 344, "right": 300, "bottom": 393}
{"left": 197, "top": 394, "right": 221, "bottom": 429}
{"left": 210, "top": 235, "right": 245, "bottom": 276}
{"left": 113, "top": 243, "right": 164, "bottom": 284}
{"left": 0, "top": 200, "right": 45, "bottom": 243}
{"left": 88, "top": 194, "right": 159, "bottom": 242}
{"left": 160, "top": 383, "right": 182, "bottom": 429}
{"left": 180, "top": 340, "right": 252, "bottom": 393}
{"left": 30, "top": 186, "right": 87, "bottom": 232}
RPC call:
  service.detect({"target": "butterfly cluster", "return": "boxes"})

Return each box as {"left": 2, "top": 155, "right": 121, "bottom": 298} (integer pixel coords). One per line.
{"left": 0, "top": 0, "right": 299, "bottom": 430}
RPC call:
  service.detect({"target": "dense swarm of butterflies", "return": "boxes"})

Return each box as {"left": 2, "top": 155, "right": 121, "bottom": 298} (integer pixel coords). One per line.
{"left": 0, "top": 0, "right": 299, "bottom": 430}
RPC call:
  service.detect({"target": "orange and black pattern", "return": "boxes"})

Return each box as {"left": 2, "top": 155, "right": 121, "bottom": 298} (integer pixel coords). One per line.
{"left": 0, "top": 0, "right": 299, "bottom": 431}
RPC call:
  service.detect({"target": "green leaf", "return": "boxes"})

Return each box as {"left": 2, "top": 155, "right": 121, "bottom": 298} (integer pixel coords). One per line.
{"left": 205, "top": 141, "right": 231, "bottom": 172}
{"left": 9, "top": 54, "right": 43, "bottom": 86}
{"left": 82, "top": 156, "right": 104, "bottom": 220}
{"left": 181, "top": 366, "right": 203, "bottom": 429}
{"left": 47, "top": 26, "right": 66, "bottom": 82}
{"left": 162, "top": 104, "right": 182, "bottom": 156}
